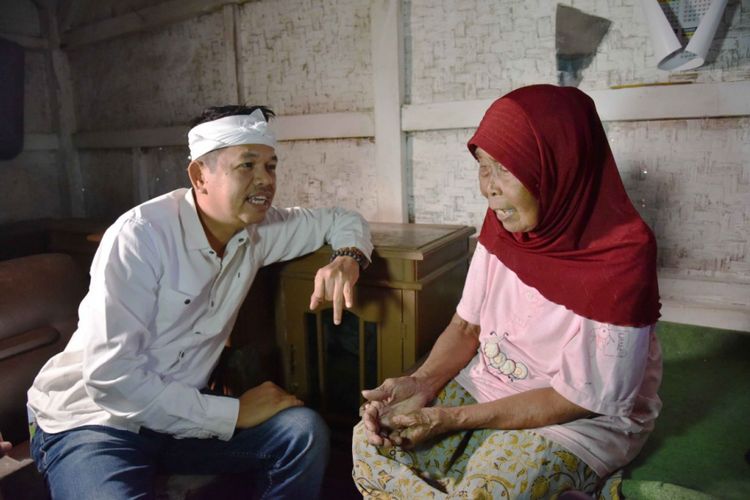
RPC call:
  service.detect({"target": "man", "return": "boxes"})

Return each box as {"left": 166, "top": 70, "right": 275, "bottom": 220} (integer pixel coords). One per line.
{"left": 27, "top": 105, "right": 373, "bottom": 499}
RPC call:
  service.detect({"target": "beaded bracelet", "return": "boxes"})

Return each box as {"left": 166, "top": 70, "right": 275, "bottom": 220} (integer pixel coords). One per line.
{"left": 330, "top": 246, "right": 370, "bottom": 270}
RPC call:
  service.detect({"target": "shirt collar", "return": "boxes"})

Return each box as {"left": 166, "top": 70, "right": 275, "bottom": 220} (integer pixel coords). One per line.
{"left": 180, "top": 188, "right": 252, "bottom": 251}
{"left": 180, "top": 188, "right": 212, "bottom": 251}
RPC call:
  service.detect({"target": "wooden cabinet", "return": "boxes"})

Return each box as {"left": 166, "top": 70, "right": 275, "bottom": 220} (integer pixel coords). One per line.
{"left": 275, "top": 222, "right": 475, "bottom": 424}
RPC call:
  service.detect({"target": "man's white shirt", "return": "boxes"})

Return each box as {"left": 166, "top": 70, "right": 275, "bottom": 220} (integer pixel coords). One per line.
{"left": 27, "top": 188, "right": 372, "bottom": 441}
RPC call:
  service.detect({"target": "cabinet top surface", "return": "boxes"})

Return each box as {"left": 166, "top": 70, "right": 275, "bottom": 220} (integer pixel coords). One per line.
{"left": 369, "top": 223, "right": 475, "bottom": 253}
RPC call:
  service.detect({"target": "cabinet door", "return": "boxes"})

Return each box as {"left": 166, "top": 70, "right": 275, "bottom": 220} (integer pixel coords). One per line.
{"left": 279, "top": 276, "right": 404, "bottom": 422}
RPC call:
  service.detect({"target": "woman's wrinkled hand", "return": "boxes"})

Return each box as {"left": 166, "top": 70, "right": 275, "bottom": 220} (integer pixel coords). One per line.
{"left": 360, "top": 376, "right": 433, "bottom": 447}
{"left": 387, "top": 407, "right": 452, "bottom": 448}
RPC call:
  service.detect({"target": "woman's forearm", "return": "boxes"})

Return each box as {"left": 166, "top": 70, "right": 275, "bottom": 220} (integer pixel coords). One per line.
{"left": 446, "top": 387, "right": 594, "bottom": 431}
{"left": 412, "top": 313, "right": 480, "bottom": 398}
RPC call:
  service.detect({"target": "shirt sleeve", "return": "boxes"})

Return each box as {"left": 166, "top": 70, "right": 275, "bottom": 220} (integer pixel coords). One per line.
{"left": 257, "top": 206, "right": 373, "bottom": 264}
{"left": 550, "top": 318, "right": 653, "bottom": 417}
{"left": 456, "top": 242, "right": 490, "bottom": 325}
{"left": 81, "top": 217, "right": 238, "bottom": 441}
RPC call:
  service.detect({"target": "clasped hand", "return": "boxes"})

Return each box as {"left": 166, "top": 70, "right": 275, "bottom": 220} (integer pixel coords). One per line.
{"left": 309, "top": 255, "right": 360, "bottom": 325}
{"left": 360, "top": 376, "right": 448, "bottom": 448}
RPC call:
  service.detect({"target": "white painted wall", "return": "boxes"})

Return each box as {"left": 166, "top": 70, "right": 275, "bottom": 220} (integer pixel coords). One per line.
{"left": 0, "top": 0, "right": 64, "bottom": 222}
{"left": 274, "top": 138, "right": 379, "bottom": 220}
{"left": 1, "top": 0, "right": 748, "bottom": 329}
{"left": 402, "top": 0, "right": 750, "bottom": 330}
{"left": 68, "top": 12, "right": 229, "bottom": 131}
{"left": 237, "top": 0, "right": 373, "bottom": 115}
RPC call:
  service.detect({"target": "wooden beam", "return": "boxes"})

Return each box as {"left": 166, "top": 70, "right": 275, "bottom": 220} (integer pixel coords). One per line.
{"left": 24, "top": 133, "right": 59, "bottom": 150}
{"left": 272, "top": 112, "right": 374, "bottom": 141}
{"left": 222, "top": 4, "right": 240, "bottom": 103}
{"left": 371, "top": 0, "right": 407, "bottom": 223}
{"left": 402, "top": 82, "right": 750, "bottom": 132}
{"left": 74, "top": 127, "right": 187, "bottom": 149}
{"left": 57, "top": 0, "right": 93, "bottom": 33}
{"left": 42, "top": 4, "right": 85, "bottom": 217}
{"left": 402, "top": 99, "right": 495, "bottom": 132}
{"left": 661, "top": 300, "right": 750, "bottom": 332}
{"left": 73, "top": 112, "right": 375, "bottom": 149}
{"left": 659, "top": 274, "right": 750, "bottom": 332}
{"left": 132, "top": 147, "right": 156, "bottom": 205}
{"left": 56, "top": 0, "right": 77, "bottom": 32}
{"left": 0, "top": 32, "right": 49, "bottom": 50}
{"left": 60, "top": 0, "right": 252, "bottom": 48}
{"left": 589, "top": 81, "right": 750, "bottom": 121}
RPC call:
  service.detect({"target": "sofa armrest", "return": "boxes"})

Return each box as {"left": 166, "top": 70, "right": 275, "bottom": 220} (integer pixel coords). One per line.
{"left": 0, "top": 441, "right": 48, "bottom": 500}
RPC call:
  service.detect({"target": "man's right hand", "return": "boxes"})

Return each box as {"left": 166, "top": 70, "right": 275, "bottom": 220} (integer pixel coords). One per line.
{"left": 360, "top": 376, "right": 432, "bottom": 447}
{"left": 236, "top": 381, "right": 303, "bottom": 429}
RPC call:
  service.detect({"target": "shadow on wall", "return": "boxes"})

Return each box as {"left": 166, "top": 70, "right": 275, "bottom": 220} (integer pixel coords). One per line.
{"left": 703, "top": 0, "right": 740, "bottom": 66}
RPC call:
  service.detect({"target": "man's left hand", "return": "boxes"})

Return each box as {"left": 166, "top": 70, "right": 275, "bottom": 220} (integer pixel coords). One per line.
{"left": 309, "top": 256, "right": 360, "bottom": 324}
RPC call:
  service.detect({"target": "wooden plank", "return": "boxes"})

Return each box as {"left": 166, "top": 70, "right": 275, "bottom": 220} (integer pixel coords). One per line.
{"left": 371, "top": 0, "right": 407, "bottom": 223}
{"left": 74, "top": 126, "right": 187, "bottom": 149}
{"left": 43, "top": 5, "right": 85, "bottom": 216}
{"left": 402, "top": 82, "right": 750, "bottom": 132}
{"left": 402, "top": 99, "right": 495, "bottom": 132}
{"left": 24, "top": 133, "right": 59, "bottom": 150}
{"left": 659, "top": 274, "right": 750, "bottom": 332}
{"left": 660, "top": 300, "right": 750, "bottom": 333}
{"left": 61, "top": 0, "right": 252, "bottom": 48}
{"left": 659, "top": 275, "right": 750, "bottom": 310}
{"left": 57, "top": 0, "right": 93, "bottom": 33}
{"left": 222, "top": 4, "right": 240, "bottom": 103}
{"left": 132, "top": 147, "right": 152, "bottom": 204}
{"left": 0, "top": 32, "right": 48, "bottom": 50}
{"left": 74, "top": 112, "right": 375, "bottom": 149}
{"left": 589, "top": 81, "right": 750, "bottom": 121}
{"left": 272, "top": 112, "right": 374, "bottom": 141}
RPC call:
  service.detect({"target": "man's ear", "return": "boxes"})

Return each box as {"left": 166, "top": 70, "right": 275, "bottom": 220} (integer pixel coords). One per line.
{"left": 188, "top": 160, "right": 207, "bottom": 194}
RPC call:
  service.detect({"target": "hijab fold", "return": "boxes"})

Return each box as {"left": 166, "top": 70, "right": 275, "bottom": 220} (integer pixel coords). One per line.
{"left": 468, "top": 85, "right": 660, "bottom": 327}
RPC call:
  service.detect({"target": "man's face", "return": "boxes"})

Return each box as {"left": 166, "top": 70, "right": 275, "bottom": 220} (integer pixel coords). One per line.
{"left": 198, "top": 144, "right": 277, "bottom": 232}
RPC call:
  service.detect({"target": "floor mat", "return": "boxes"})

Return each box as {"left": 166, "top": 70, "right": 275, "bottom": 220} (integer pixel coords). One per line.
{"left": 625, "top": 322, "right": 750, "bottom": 500}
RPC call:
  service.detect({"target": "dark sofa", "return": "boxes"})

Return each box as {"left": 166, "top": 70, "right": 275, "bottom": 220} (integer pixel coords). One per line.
{"left": 0, "top": 253, "right": 87, "bottom": 500}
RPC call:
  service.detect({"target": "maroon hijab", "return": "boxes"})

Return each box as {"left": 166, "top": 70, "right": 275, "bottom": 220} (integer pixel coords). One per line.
{"left": 468, "top": 85, "right": 660, "bottom": 327}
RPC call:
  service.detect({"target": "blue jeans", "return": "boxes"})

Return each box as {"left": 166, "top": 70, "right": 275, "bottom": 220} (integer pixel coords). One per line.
{"left": 30, "top": 407, "right": 330, "bottom": 500}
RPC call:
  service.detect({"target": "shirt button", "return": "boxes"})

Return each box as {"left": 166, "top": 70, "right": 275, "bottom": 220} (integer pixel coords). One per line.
{"left": 237, "top": 272, "right": 240, "bottom": 278}
{"left": 184, "top": 299, "right": 191, "bottom": 305}
{"left": 211, "top": 301, "right": 215, "bottom": 307}
{"left": 209, "top": 250, "right": 214, "bottom": 255}
{"left": 239, "top": 238, "right": 245, "bottom": 243}
{"left": 194, "top": 331, "right": 200, "bottom": 335}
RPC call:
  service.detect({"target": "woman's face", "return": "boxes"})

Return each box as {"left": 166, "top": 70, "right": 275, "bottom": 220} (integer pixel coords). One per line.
{"left": 476, "top": 146, "right": 539, "bottom": 233}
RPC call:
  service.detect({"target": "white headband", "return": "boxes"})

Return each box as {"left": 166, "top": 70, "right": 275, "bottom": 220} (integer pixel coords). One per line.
{"left": 187, "top": 109, "right": 277, "bottom": 160}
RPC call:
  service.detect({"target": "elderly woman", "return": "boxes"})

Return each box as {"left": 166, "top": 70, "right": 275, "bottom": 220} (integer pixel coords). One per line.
{"left": 352, "top": 85, "right": 662, "bottom": 499}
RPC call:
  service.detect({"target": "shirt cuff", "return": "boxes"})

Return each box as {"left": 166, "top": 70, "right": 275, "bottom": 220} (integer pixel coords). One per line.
{"left": 204, "top": 395, "right": 239, "bottom": 441}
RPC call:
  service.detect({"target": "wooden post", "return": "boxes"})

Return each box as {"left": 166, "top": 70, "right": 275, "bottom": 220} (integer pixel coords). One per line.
{"left": 222, "top": 4, "right": 241, "bottom": 104}
{"left": 40, "top": 1, "right": 85, "bottom": 217}
{"left": 371, "top": 0, "right": 407, "bottom": 223}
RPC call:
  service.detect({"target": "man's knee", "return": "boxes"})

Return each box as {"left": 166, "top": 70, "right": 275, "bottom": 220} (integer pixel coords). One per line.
{"left": 274, "top": 407, "right": 330, "bottom": 459}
